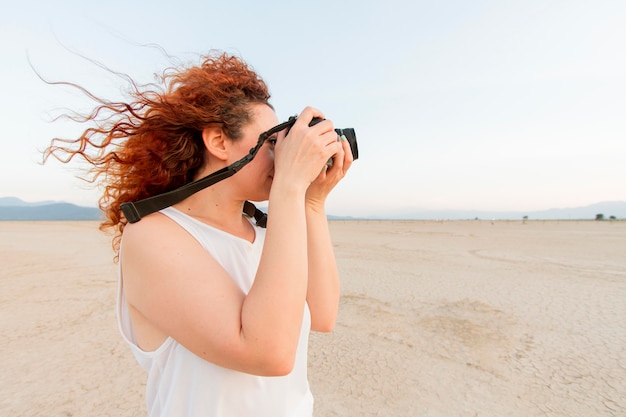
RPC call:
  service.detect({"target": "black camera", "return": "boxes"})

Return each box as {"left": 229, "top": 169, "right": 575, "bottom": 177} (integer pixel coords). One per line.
{"left": 312, "top": 117, "right": 359, "bottom": 163}
{"left": 287, "top": 117, "right": 359, "bottom": 167}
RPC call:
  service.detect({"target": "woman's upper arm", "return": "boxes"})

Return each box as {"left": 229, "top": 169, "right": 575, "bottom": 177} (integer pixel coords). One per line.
{"left": 120, "top": 214, "right": 268, "bottom": 374}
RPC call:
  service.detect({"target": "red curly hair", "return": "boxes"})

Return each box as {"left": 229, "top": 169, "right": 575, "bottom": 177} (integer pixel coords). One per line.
{"left": 43, "top": 51, "right": 271, "bottom": 256}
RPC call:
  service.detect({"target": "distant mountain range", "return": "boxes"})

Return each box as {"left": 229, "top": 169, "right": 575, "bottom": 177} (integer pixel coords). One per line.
{"left": 1, "top": 196, "right": 624, "bottom": 221}
{"left": 366, "top": 200, "right": 626, "bottom": 221}
{"left": 0, "top": 197, "right": 102, "bottom": 220}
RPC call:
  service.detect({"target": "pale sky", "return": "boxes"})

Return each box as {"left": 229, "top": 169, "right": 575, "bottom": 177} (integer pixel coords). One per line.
{"left": 2, "top": 0, "right": 625, "bottom": 217}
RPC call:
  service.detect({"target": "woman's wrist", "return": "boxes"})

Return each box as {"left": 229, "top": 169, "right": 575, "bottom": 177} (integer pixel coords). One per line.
{"left": 305, "top": 197, "right": 327, "bottom": 216}
{"left": 270, "top": 176, "right": 308, "bottom": 200}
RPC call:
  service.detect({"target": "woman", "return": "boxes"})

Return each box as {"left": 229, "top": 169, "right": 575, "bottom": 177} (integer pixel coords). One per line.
{"left": 44, "top": 51, "right": 353, "bottom": 416}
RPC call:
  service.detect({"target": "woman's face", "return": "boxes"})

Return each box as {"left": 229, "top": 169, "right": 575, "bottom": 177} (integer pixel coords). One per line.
{"left": 229, "top": 103, "right": 279, "bottom": 201}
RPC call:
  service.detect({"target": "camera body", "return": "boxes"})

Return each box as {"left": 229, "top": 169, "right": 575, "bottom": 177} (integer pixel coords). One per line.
{"left": 287, "top": 117, "right": 359, "bottom": 167}
{"left": 311, "top": 117, "right": 359, "bottom": 162}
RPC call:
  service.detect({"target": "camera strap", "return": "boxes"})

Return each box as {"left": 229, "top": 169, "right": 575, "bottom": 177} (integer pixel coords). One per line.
{"left": 120, "top": 118, "right": 296, "bottom": 225}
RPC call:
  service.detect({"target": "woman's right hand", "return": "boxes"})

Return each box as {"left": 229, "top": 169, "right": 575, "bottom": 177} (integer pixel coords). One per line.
{"left": 271, "top": 107, "right": 342, "bottom": 192}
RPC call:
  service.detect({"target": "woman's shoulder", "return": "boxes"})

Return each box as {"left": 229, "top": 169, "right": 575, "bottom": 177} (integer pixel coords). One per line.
{"left": 121, "top": 211, "right": 194, "bottom": 250}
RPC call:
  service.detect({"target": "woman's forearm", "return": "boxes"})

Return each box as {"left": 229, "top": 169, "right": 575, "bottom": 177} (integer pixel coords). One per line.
{"left": 240, "top": 185, "right": 309, "bottom": 374}
{"left": 305, "top": 203, "right": 340, "bottom": 332}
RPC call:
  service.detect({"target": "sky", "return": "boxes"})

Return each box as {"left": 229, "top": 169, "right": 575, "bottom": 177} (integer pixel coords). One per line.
{"left": 1, "top": 0, "right": 625, "bottom": 217}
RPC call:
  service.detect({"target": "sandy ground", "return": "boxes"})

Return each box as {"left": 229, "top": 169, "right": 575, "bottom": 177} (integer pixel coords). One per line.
{"left": 1, "top": 220, "right": 624, "bottom": 416}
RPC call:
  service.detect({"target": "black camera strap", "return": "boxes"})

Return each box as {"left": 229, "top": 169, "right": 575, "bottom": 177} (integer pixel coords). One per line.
{"left": 120, "top": 118, "right": 296, "bottom": 225}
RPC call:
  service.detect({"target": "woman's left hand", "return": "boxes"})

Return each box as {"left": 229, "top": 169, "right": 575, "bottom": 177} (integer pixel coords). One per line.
{"left": 305, "top": 133, "right": 354, "bottom": 210}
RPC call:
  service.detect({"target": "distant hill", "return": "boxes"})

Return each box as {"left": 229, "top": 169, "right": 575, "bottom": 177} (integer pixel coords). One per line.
{"left": 371, "top": 201, "right": 626, "bottom": 220}
{"left": 0, "top": 197, "right": 102, "bottom": 221}
{"left": 0, "top": 197, "right": 59, "bottom": 207}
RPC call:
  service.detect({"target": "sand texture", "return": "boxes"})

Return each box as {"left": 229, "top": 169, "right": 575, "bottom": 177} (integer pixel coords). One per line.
{"left": 1, "top": 220, "right": 625, "bottom": 416}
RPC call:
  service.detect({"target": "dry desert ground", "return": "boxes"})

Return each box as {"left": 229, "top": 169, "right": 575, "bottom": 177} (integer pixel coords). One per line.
{"left": 1, "top": 219, "right": 624, "bottom": 416}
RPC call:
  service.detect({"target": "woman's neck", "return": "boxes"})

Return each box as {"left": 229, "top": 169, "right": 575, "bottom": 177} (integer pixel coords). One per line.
{"left": 173, "top": 189, "right": 255, "bottom": 242}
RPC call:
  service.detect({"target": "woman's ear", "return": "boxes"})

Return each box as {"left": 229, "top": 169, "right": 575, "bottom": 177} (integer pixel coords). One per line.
{"left": 202, "top": 126, "right": 228, "bottom": 161}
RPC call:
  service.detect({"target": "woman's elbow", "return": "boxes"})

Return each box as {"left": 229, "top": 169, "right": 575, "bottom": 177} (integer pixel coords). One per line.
{"left": 266, "top": 360, "right": 296, "bottom": 377}
{"left": 311, "top": 316, "right": 337, "bottom": 333}
{"left": 255, "top": 351, "right": 297, "bottom": 376}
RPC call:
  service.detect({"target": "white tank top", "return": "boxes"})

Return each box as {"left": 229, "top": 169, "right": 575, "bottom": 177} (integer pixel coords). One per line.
{"left": 117, "top": 207, "right": 313, "bottom": 417}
